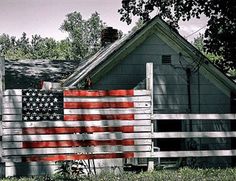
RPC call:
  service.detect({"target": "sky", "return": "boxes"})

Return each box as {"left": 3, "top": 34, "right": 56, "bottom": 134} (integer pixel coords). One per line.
{"left": 0, "top": 0, "right": 208, "bottom": 42}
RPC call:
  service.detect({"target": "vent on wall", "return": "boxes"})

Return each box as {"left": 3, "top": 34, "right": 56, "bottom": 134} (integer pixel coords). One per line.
{"left": 162, "top": 55, "right": 172, "bottom": 64}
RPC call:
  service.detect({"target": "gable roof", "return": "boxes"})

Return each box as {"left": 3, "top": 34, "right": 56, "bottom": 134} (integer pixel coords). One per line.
{"left": 62, "top": 16, "right": 236, "bottom": 95}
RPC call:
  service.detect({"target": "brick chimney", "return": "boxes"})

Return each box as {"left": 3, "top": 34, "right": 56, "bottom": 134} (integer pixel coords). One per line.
{"left": 101, "top": 27, "right": 118, "bottom": 46}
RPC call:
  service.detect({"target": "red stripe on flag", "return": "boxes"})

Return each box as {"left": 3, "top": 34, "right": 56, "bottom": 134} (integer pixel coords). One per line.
{"left": 22, "top": 126, "right": 134, "bottom": 134}
{"left": 64, "top": 90, "right": 134, "bottom": 97}
{"left": 64, "top": 102, "right": 134, "bottom": 109}
{"left": 24, "top": 152, "right": 134, "bottom": 162}
{"left": 22, "top": 139, "right": 135, "bottom": 148}
{"left": 64, "top": 114, "right": 135, "bottom": 121}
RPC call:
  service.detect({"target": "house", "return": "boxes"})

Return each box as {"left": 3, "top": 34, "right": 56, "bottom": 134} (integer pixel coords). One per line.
{"left": 62, "top": 16, "right": 236, "bottom": 167}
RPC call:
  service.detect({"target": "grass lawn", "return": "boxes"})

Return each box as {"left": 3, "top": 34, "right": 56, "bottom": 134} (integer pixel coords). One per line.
{"left": 2, "top": 167, "right": 236, "bottom": 181}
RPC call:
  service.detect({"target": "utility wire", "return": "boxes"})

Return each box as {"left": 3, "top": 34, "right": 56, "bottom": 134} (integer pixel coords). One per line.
{"left": 186, "top": 25, "right": 207, "bottom": 38}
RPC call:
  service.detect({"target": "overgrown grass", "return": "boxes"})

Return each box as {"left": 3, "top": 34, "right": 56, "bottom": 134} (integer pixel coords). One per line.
{"left": 2, "top": 167, "right": 236, "bottom": 181}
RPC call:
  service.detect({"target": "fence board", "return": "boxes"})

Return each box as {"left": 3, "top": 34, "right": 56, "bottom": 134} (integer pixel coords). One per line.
{"left": 132, "top": 150, "right": 236, "bottom": 158}
{"left": 64, "top": 96, "right": 151, "bottom": 102}
{"left": 6, "top": 152, "right": 135, "bottom": 162}
{"left": 4, "top": 89, "right": 22, "bottom": 96}
{"left": 153, "top": 150, "right": 236, "bottom": 158}
{"left": 2, "top": 115, "right": 22, "bottom": 121}
{"left": 3, "top": 120, "right": 151, "bottom": 128}
{"left": 3, "top": 139, "right": 152, "bottom": 149}
{"left": 153, "top": 131, "right": 236, "bottom": 138}
{"left": 3, "top": 132, "right": 152, "bottom": 142}
{"left": 64, "top": 102, "right": 150, "bottom": 109}
{"left": 4, "top": 145, "right": 151, "bottom": 156}
{"left": 63, "top": 90, "right": 150, "bottom": 97}
{"left": 3, "top": 96, "right": 22, "bottom": 103}
{"left": 2, "top": 108, "right": 22, "bottom": 115}
{"left": 2, "top": 114, "right": 151, "bottom": 122}
{"left": 3, "top": 102, "right": 22, "bottom": 108}
{"left": 152, "top": 114, "right": 236, "bottom": 120}
{"left": 3, "top": 126, "right": 151, "bottom": 135}
{"left": 64, "top": 108, "right": 151, "bottom": 114}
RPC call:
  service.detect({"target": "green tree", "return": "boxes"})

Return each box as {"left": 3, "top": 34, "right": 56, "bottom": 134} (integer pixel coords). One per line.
{"left": 0, "top": 34, "right": 11, "bottom": 56}
{"left": 192, "top": 33, "right": 222, "bottom": 66}
{"left": 60, "top": 11, "right": 106, "bottom": 60}
{"left": 56, "top": 38, "right": 73, "bottom": 60}
{"left": 31, "top": 35, "right": 60, "bottom": 60}
{"left": 119, "top": 0, "right": 236, "bottom": 72}
{"left": 30, "top": 34, "right": 43, "bottom": 59}
{"left": 16, "top": 32, "right": 30, "bottom": 54}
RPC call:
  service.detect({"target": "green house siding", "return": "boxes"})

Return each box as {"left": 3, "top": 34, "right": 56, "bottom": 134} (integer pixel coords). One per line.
{"left": 92, "top": 33, "right": 231, "bottom": 167}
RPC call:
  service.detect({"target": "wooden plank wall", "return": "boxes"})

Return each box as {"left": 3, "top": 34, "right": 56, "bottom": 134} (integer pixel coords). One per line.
{"left": 2, "top": 89, "right": 152, "bottom": 176}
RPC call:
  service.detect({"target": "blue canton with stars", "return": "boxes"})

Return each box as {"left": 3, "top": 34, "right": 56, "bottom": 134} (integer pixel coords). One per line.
{"left": 22, "top": 89, "right": 63, "bottom": 121}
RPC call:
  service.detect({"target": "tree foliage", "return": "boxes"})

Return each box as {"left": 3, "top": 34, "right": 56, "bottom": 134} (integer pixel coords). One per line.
{"left": 0, "top": 33, "right": 72, "bottom": 60}
{"left": 192, "top": 34, "right": 222, "bottom": 66}
{"left": 0, "top": 12, "right": 110, "bottom": 61}
{"left": 119, "top": 0, "right": 236, "bottom": 72}
{"left": 60, "top": 11, "right": 106, "bottom": 60}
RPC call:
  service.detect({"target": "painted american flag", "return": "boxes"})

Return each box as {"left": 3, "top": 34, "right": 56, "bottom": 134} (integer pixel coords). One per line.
{"left": 2, "top": 89, "right": 151, "bottom": 162}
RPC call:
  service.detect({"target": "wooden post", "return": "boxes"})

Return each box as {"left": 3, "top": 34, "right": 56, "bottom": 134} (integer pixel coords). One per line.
{"left": 146, "top": 63, "right": 154, "bottom": 171}
{"left": 0, "top": 56, "right": 5, "bottom": 178}
{"left": 0, "top": 56, "right": 4, "bottom": 116}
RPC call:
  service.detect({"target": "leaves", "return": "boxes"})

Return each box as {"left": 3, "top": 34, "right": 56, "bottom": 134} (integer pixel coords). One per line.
{"left": 0, "top": 12, "right": 110, "bottom": 61}
{"left": 60, "top": 11, "right": 106, "bottom": 60}
{"left": 119, "top": 0, "right": 236, "bottom": 72}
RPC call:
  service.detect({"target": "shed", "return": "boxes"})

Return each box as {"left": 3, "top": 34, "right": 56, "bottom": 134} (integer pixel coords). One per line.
{"left": 62, "top": 16, "right": 236, "bottom": 167}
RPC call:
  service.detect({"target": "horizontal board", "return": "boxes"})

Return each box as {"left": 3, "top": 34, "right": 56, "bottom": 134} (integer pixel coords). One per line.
{"left": 3, "top": 102, "right": 22, "bottom": 108}
{"left": 64, "top": 108, "right": 151, "bottom": 114}
{"left": 64, "top": 90, "right": 134, "bottom": 97}
{"left": 152, "top": 114, "right": 236, "bottom": 120}
{"left": 3, "top": 120, "right": 151, "bottom": 128}
{"left": 3, "top": 145, "right": 151, "bottom": 156}
{"left": 153, "top": 150, "right": 236, "bottom": 158}
{"left": 2, "top": 114, "right": 151, "bottom": 121}
{"left": 64, "top": 114, "right": 135, "bottom": 121}
{"left": 4, "top": 89, "right": 22, "bottom": 96}
{"left": 11, "top": 152, "right": 135, "bottom": 162}
{"left": 3, "top": 139, "right": 152, "bottom": 149}
{"left": 124, "top": 150, "right": 236, "bottom": 158}
{"left": 153, "top": 131, "right": 236, "bottom": 138}
{"left": 2, "top": 114, "right": 22, "bottom": 121}
{"left": 3, "top": 96, "right": 22, "bottom": 103}
{"left": 4, "top": 90, "right": 149, "bottom": 97}
{"left": 64, "top": 102, "right": 134, "bottom": 108}
{"left": 3, "top": 126, "right": 151, "bottom": 135}
{"left": 2, "top": 108, "right": 22, "bottom": 114}
{"left": 64, "top": 110, "right": 149, "bottom": 116}
{"left": 3, "top": 132, "right": 151, "bottom": 141}
{"left": 64, "top": 102, "right": 150, "bottom": 109}
{"left": 64, "top": 96, "right": 151, "bottom": 102}
{"left": 64, "top": 90, "right": 150, "bottom": 97}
